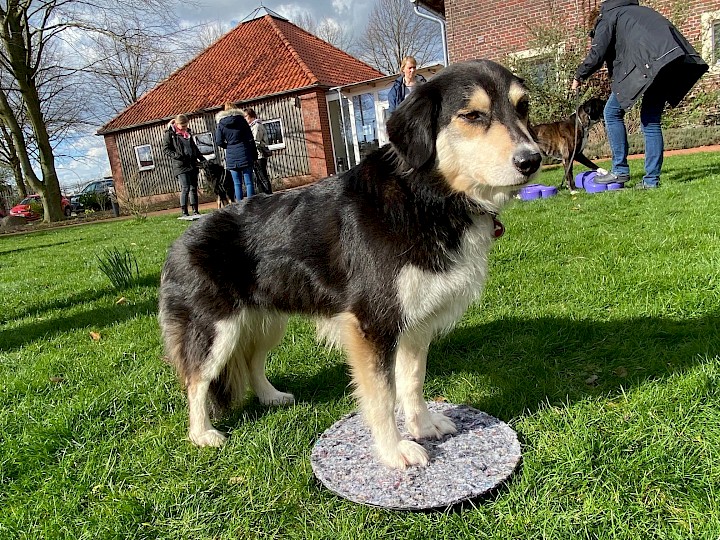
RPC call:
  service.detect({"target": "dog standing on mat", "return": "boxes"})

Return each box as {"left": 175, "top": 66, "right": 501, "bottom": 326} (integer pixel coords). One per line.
{"left": 531, "top": 97, "right": 605, "bottom": 189}
{"left": 159, "top": 60, "right": 542, "bottom": 470}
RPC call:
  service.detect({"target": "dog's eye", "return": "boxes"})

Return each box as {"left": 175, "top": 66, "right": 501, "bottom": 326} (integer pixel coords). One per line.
{"left": 516, "top": 100, "right": 530, "bottom": 118}
{"left": 459, "top": 111, "right": 489, "bottom": 123}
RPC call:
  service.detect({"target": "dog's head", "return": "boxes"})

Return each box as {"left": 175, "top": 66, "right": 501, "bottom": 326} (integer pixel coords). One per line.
{"left": 387, "top": 60, "right": 541, "bottom": 207}
{"left": 578, "top": 97, "right": 606, "bottom": 127}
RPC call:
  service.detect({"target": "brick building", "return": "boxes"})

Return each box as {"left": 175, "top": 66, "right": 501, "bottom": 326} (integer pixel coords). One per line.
{"left": 97, "top": 9, "right": 382, "bottom": 206}
{"left": 417, "top": 0, "right": 719, "bottom": 80}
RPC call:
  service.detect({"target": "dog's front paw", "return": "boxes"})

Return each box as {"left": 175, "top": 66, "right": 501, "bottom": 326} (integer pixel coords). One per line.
{"left": 379, "top": 440, "right": 429, "bottom": 469}
{"left": 407, "top": 411, "right": 457, "bottom": 440}
{"left": 189, "top": 428, "right": 227, "bottom": 447}
{"left": 259, "top": 391, "right": 295, "bottom": 406}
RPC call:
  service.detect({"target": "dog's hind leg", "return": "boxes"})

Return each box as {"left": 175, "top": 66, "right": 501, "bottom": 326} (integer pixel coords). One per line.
{"left": 187, "top": 315, "right": 249, "bottom": 447}
{"left": 395, "top": 332, "right": 457, "bottom": 440}
{"left": 246, "top": 313, "right": 294, "bottom": 406}
{"left": 341, "top": 314, "right": 429, "bottom": 469}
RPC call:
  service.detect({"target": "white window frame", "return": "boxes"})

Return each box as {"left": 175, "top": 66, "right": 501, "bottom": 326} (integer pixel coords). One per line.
{"left": 134, "top": 144, "right": 155, "bottom": 171}
{"left": 508, "top": 43, "right": 567, "bottom": 85}
{"left": 263, "top": 118, "right": 286, "bottom": 150}
{"left": 701, "top": 11, "right": 720, "bottom": 72}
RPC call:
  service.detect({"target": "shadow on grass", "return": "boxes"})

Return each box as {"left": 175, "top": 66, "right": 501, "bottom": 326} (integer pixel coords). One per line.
{"left": 1, "top": 273, "right": 160, "bottom": 326}
{"left": 1, "top": 291, "right": 159, "bottom": 351}
{"left": 209, "top": 312, "right": 720, "bottom": 435}
{"left": 0, "top": 239, "right": 80, "bottom": 256}
{"left": 670, "top": 161, "right": 720, "bottom": 183}
{"left": 427, "top": 312, "right": 720, "bottom": 419}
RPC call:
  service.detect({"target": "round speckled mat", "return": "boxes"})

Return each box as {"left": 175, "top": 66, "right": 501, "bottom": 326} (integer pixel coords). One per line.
{"left": 311, "top": 402, "right": 521, "bottom": 510}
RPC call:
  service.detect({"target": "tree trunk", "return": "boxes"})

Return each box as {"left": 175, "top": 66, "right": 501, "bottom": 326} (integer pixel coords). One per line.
{"left": 0, "top": 1, "right": 64, "bottom": 222}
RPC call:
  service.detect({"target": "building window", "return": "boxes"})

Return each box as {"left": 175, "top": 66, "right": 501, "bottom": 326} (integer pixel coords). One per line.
{"left": 518, "top": 55, "right": 555, "bottom": 86}
{"left": 134, "top": 144, "right": 154, "bottom": 171}
{"left": 264, "top": 119, "right": 285, "bottom": 150}
{"left": 701, "top": 11, "right": 720, "bottom": 70}
{"left": 194, "top": 132, "right": 215, "bottom": 160}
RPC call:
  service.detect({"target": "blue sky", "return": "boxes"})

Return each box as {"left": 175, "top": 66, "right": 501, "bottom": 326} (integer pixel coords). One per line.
{"left": 56, "top": 0, "right": 376, "bottom": 191}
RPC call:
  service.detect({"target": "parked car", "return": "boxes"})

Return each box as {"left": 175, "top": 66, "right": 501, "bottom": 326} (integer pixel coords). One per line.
{"left": 70, "top": 179, "right": 114, "bottom": 212}
{"left": 9, "top": 194, "right": 72, "bottom": 220}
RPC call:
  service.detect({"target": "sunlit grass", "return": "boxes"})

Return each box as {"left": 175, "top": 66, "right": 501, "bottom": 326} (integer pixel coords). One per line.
{"left": 1, "top": 151, "right": 719, "bottom": 539}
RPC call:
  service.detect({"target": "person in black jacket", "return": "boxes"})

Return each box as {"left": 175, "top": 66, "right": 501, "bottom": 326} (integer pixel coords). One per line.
{"left": 215, "top": 103, "right": 257, "bottom": 201}
{"left": 162, "top": 114, "right": 206, "bottom": 219}
{"left": 387, "top": 56, "right": 427, "bottom": 114}
{"left": 572, "top": 0, "right": 708, "bottom": 188}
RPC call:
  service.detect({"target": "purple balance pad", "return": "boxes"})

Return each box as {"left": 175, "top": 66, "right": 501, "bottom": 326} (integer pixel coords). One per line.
{"left": 540, "top": 185, "right": 558, "bottom": 198}
{"left": 519, "top": 185, "right": 542, "bottom": 200}
{"left": 575, "top": 171, "right": 595, "bottom": 190}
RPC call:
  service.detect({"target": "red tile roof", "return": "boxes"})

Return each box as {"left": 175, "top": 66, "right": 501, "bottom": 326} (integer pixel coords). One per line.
{"left": 98, "top": 15, "right": 383, "bottom": 134}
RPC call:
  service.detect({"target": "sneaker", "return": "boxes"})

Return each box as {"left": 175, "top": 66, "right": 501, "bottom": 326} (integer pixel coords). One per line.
{"left": 594, "top": 171, "right": 630, "bottom": 184}
{"left": 178, "top": 214, "right": 191, "bottom": 220}
{"left": 634, "top": 182, "right": 659, "bottom": 190}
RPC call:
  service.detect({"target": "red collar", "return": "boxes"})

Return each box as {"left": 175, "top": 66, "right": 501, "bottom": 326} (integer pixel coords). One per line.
{"left": 492, "top": 216, "right": 505, "bottom": 238}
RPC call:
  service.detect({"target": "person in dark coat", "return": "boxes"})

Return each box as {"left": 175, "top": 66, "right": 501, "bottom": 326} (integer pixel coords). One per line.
{"left": 572, "top": 0, "right": 708, "bottom": 188}
{"left": 215, "top": 103, "right": 257, "bottom": 201}
{"left": 162, "top": 114, "right": 206, "bottom": 219}
{"left": 387, "top": 56, "right": 427, "bottom": 114}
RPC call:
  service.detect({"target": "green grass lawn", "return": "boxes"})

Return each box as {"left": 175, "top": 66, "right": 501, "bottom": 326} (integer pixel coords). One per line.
{"left": 2, "top": 152, "right": 720, "bottom": 539}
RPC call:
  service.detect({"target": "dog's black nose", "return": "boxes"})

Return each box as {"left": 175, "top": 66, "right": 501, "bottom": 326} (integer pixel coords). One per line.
{"left": 513, "top": 149, "right": 542, "bottom": 176}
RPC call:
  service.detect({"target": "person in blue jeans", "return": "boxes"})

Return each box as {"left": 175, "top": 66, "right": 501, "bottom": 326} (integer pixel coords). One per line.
{"left": 572, "top": 0, "right": 707, "bottom": 188}
{"left": 215, "top": 103, "right": 256, "bottom": 200}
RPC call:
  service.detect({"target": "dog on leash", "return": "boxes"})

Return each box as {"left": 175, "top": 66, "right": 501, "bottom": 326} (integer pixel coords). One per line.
{"left": 158, "top": 60, "right": 542, "bottom": 470}
{"left": 201, "top": 161, "right": 235, "bottom": 208}
{"left": 531, "top": 97, "right": 605, "bottom": 189}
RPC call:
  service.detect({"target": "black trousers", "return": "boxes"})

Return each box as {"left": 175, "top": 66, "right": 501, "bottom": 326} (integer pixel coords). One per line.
{"left": 253, "top": 158, "right": 272, "bottom": 194}
{"left": 178, "top": 170, "right": 199, "bottom": 213}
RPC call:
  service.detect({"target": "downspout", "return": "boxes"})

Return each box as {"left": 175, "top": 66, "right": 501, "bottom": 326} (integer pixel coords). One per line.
{"left": 410, "top": 0, "right": 448, "bottom": 66}
{"left": 331, "top": 86, "right": 353, "bottom": 171}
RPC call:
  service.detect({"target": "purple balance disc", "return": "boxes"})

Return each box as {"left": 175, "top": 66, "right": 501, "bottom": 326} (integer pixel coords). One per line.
{"left": 540, "top": 185, "right": 558, "bottom": 198}
{"left": 520, "top": 185, "right": 541, "bottom": 200}
{"left": 606, "top": 182, "right": 624, "bottom": 190}
{"left": 585, "top": 180, "right": 607, "bottom": 193}
{"left": 575, "top": 171, "right": 595, "bottom": 190}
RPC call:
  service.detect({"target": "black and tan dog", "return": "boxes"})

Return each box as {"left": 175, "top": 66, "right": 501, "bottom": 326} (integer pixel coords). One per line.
{"left": 531, "top": 97, "right": 605, "bottom": 189}
{"left": 159, "top": 60, "right": 542, "bottom": 470}
{"left": 201, "top": 161, "right": 235, "bottom": 208}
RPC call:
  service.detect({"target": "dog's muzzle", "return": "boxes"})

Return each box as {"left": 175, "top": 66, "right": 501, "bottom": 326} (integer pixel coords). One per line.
{"left": 513, "top": 148, "right": 542, "bottom": 177}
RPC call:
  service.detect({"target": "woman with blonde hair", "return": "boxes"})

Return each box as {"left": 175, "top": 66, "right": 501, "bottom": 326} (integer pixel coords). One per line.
{"left": 162, "top": 113, "right": 206, "bottom": 219}
{"left": 215, "top": 102, "right": 256, "bottom": 201}
{"left": 388, "top": 56, "right": 426, "bottom": 114}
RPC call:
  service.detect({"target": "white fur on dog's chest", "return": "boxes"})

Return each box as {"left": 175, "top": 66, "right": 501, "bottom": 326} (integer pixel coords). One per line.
{"left": 396, "top": 215, "right": 495, "bottom": 335}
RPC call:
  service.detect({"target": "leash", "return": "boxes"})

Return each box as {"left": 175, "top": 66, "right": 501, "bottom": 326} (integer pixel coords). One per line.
{"left": 565, "top": 87, "right": 584, "bottom": 188}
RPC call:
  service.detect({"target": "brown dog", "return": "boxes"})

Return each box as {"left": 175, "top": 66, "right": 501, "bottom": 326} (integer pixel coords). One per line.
{"left": 531, "top": 97, "right": 606, "bottom": 189}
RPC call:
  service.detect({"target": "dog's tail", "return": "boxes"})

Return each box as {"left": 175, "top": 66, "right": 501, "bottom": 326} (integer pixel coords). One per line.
{"left": 158, "top": 296, "right": 251, "bottom": 414}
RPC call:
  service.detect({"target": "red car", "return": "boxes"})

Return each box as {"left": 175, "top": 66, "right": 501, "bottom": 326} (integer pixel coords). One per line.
{"left": 9, "top": 194, "right": 72, "bottom": 220}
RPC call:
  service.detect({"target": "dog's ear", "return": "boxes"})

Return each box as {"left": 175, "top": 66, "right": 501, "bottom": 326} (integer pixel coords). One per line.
{"left": 577, "top": 104, "right": 591, "bottom": 125}
{"left": 387, "top": 84, "right": 441, "bottom": 170}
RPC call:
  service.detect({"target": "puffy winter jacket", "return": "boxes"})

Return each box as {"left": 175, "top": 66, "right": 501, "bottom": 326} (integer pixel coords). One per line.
{"left": 575, "top": 0, "right": 707, "bottom": 110}
{"left": 215, "top": 109, "right": 256, "bottom": 169}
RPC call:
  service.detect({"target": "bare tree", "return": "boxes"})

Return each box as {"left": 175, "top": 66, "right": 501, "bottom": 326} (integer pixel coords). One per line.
{"left": 81, "top": 14, "right": 192, "bottom": 116}
{"left": 357, "top": 0, "right": 442, "bottom": 74}
{"left": 188, "top": 20, "right": 230, "bottom": 52}
{"left": 294, "top": 12, "right": 357, "bottom": 54}
{"left": 0, "top": 0, "right": 187, "bottom": 222}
